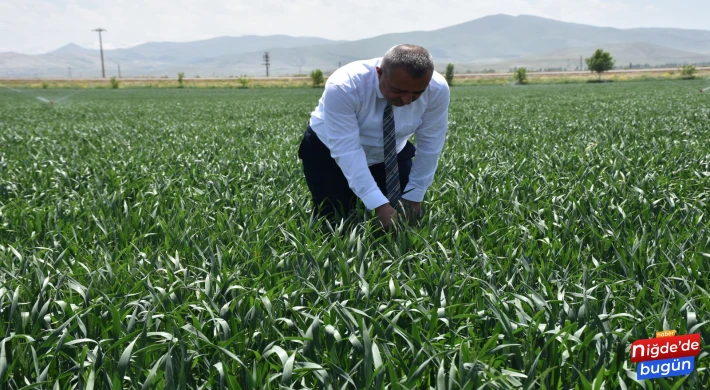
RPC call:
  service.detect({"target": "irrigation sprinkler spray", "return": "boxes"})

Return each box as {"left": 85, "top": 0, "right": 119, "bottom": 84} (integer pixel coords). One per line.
{"left": 52, "top": 91, "right": 82, "bottom": 103}
{"left": 660, "top": 76, "right": 710, "bottom": 95}
{"left": 36, "top": 97, "right": 54, "bottom": 105}
{"left": 1, "top": 85, "right": 22, "bottom": 93}
{"left": 1, "top": 85, "right": 44, "bottom": 104}
{"left": 36, "top": 91, "right": 81, "bottom": 105}
{"left": 700, "top": 78, "right": 710, "bottom": 93}
{"left": 1, "top": 84, "right": 83, "bottom": 106}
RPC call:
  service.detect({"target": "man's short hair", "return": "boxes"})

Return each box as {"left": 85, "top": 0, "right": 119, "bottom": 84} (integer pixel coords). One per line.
{"left": 381, "top": 44, "right": 435, "bottom": 79}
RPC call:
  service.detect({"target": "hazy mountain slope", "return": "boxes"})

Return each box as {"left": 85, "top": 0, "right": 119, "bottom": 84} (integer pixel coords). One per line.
{"left": 3, "top": 15, "right": 710, "bottom": 77}
{"left": 457, "top": 42, "right": 710, "bottom": 72}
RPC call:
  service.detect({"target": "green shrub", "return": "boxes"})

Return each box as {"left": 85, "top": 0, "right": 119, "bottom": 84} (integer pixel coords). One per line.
{"left": 310, "top": 69, "right": 324, "bottom": 88}
{"left": 680, "top": 64, "right": 697, "bottom": 79}
{"left": 445, "top": 63, "right": 455, "bottom": 86}
{"left": 238, "top": 75, "right": 250, "bottom": 88}
{"left": 514, "top": 67, "right": 527, "bottom": 84}
{"left": 585, "top": 49, "right": 615, "bottom": 81}
{"left": 110, "top": 77, "right": 120, "bottom": 89}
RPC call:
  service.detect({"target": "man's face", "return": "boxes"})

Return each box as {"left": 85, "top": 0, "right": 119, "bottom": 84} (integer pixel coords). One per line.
{"left": 377, "top": 66, "right": 432, "bottom": 107}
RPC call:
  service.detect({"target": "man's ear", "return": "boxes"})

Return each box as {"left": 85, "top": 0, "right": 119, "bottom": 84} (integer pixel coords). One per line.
{"left": 376, "top": 66, "right": 383, "bottom": 79}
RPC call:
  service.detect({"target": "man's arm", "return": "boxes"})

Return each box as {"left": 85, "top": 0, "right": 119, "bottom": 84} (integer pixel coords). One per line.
{"left": 321, "top": 83, "right": 390, "bottom": 211}
{"left": 401, "top": 84, "right": 451, "bottom": 204}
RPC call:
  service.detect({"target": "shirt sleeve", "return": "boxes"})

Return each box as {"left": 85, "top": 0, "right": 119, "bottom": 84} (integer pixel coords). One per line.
{"left": 321, "top": 83, "right": 390, "bottom": 210}
{"left": 401, "top": 84, "right": 450, "bottom": 203}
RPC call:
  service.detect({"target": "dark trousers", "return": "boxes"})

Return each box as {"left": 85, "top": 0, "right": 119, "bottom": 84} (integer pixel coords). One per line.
{"left": 298, "top": 126, "right": 416, "bottom": 219}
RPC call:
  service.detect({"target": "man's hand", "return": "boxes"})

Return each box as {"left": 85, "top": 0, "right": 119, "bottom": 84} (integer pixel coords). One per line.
{"left": 375, "top": 200, "right": 423, "bottom": 233}
{"left": 375, "top": 203, "right": 398, "bottom": 231}
{"left": 400, "top": 199, "right": 423, "bottom": 222}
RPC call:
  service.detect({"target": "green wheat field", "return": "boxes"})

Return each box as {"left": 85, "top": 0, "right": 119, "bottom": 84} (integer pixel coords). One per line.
{"left": 1, "top": 80, "right": 709, "bottom": 389}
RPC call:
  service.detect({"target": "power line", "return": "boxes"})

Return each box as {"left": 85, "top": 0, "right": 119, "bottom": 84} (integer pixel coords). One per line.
{"left": 93, "top": 28, "right": 107, "bottom": 78}
{"left": 263, "top": 52, "right": 270, "bottom": 77}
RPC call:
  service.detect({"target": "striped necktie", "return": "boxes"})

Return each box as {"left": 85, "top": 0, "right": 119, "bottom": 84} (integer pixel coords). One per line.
{"left": 383, "top": 102, "right": 401, "bottom": 205}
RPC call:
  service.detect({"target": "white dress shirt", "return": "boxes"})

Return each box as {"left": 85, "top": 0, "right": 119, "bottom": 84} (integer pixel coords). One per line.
{"left": 309, "top": 57, "right": 450, "bottom": 210}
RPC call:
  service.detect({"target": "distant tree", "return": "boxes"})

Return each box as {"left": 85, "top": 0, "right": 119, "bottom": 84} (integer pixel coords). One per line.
{"left": 178, "top": 72, "right": 185, "bottom": 88}
{"left": 585, "top": 49, "right": 615, "bottom": 81}
{"left": 680, "top": 64, "right": 697, "bottom": 79}
{"left": 514, "top": 67, "right": 528, "bottom": 84}
{"left": 110, "top": 77, "right": 120, "bottom": 89}
{"left": 445, "top": 63, "right": 455, "bottom": 86}
{"left": 310, "top": 69, "right": 324, "bottom": 88}
{"left": 238, "top": 75, "right": 250, "bottom": 88}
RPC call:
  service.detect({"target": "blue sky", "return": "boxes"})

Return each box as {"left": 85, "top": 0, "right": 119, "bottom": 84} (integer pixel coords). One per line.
{"left": 1, "top": 0, "right": 708, "bottom": 54}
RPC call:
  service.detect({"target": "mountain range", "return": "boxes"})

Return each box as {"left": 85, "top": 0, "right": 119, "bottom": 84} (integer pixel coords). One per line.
{"left": 2, "top": 14, "right": 710, "bottom": 78}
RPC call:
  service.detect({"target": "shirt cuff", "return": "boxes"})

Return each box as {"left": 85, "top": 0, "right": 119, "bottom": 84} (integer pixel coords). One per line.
{"left": 361, "top": 189, "right": 390, "bottom": 211}
{"left": 401, "top": 186, "right": 425, "bottom": 203}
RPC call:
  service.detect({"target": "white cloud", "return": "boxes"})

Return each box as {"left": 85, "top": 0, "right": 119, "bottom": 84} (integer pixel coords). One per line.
{"left": 0, "top": 0, "right": 707, "bottom": 54}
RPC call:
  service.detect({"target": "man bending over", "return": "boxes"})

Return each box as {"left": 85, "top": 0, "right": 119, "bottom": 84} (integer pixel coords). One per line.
{"left": 298, "top": 44, "right": 450, "bottom": 231}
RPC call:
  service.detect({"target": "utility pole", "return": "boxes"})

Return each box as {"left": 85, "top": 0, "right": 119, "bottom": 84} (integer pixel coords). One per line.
{"left": 118, "top": 63, "right": 122, "bottom": 78}
{"left": 68, "top": 67, "right": 72, "bottom": 78}
{"left": 93, "top": 28, "right": 107, "bottom": 78}
{"left": 262, "top": 52, "right": 270, "bottom": 77}
{"left": 580, "top": 56, "right": 583, "bottom": 72}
